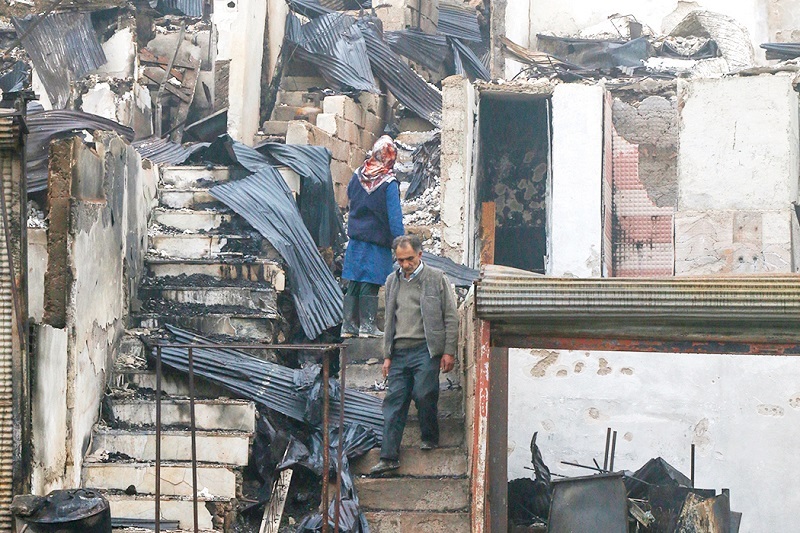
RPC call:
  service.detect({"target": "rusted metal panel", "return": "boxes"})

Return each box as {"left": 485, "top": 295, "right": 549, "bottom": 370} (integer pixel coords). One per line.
{"left": 470, "top": 319, "right": 491, "bottom": 533}
{"left": 675, "top": 492, "right": 731, "bottom": 533}
{"left": 480, "top": 202, "right": 495, "bottom": 266}
{"left": 487, "top": 347, "right": 508, "bottom": 533}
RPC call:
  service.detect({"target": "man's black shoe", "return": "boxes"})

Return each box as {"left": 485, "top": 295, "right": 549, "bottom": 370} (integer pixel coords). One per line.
{"left": 420, "top": 441, "right": 438, "bottom": 451}
{"left": 369, "top": 459, "right": 400, "bottom": 475}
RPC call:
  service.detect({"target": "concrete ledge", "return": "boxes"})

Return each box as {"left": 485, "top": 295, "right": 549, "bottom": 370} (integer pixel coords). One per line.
{"left": 139, "top": 285, "right": 277, "bottom": 314}
{"left": 352, "top": 447, "right": 467, "bottom": 477}
{"left": 90, "top": 428, "right": 251, "bottom": 465}
{"left": 356, "top": 478, "right": 469, "bottom": 511}
{"left": 83, "top": 461, "right": 237, "bottom": 498}
{"left": 115, "top": 370, "right": 229, "bottom": 399}
{"left": 149, "top": 234, "right": 251, "bottom": 259}
{"left": 110, "top": 398, "right": 256, "bottom": 432}
{"left": 158, "top": 188, "right": 217, "bottom": 209}
{"left": 145, "top": 258, "right": 285, "bottom": 288}
{"left": 104, "top": 494, "right": 215, "bottom": 530}
{"left": 364, "top": 511, "right": 470, "bottom": 532}
{"left": 134, "top": 312, "right": 277, "bottom": 342}
{"left": 161, "top": 167, "right": 230, "bottom": 188}
{"left": 153, "top": 209, "right": 233, "bottom": 232}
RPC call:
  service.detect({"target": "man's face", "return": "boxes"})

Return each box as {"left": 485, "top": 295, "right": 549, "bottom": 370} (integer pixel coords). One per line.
{"left": 395, "top": 244, "right": 422, "bottom": 276}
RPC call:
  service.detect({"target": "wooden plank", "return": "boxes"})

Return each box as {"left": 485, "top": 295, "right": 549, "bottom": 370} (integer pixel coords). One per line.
{"left": 480, "top": 201, "right": 495, "bottom": 266}
{"left": 143, "top": 69, "right": 192, "bottom": 104}
{"left": 260, "top": 469, "right": 293, "bottom": 533}
{"left": 139, "top": 47, "right": 196, "bottom": 71}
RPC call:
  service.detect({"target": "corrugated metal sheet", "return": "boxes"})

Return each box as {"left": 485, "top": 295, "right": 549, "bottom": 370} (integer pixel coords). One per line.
{"left": 475, "top": 265, "right": 800, "bottom": 323}
{"left": 451, "top": 37, "right": 490, "bottom": 81}
{"left": 158, "top": 0, "right": 204, "bottom": 17}
{"left": 13, "top": 13, "right": 106, "bottom": 109}
{"left": 761, "top": 43, "right": 800, "bottom": 60}
{"left": 132, "top": 137, "right": 192, "bottom": 165}
{"left": 25, "top": 110, "right": 134, "bottom": 193}
{"left": 437, "top": 4, "right": 482, "bottom": 42}
{"left": 0, "top": 149, "right": 17, "bottom": 532}
{"left": 255, "top": 142, "right": 345, "bottom": 249}
{"left": 359, "top": 18, "right": 442, "bottom": 127}
{"left": 207, "top": 140, "right": 342, "bottom": 339}
{"left": 384, "top": 30, "right": 448, "bottom": 72}
{"left": 286, "top": 13, "right": 378, "bottom": 93}
{"left": 419, "top": 252, "right": 478, "bottom": 287}
{"left": 287, "top": 0, "right": 333, "bottom": 19}
{"left": 0, "top": 62, "right": 29, "bottom": 94}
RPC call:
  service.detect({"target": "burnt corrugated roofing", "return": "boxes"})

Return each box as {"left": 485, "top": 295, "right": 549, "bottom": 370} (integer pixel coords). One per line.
{"left": 384, "top": 29, "right": 449, "bottom": 72}
{"left": 158, "top": 0, "right": 204, "bottom": 17}
{"left": 437, "top": 4, "right": 482, "bottom": 42}
{"left": 26, "top": 110, "right": 134, "bottom": 193}
{"left": 358, "top": 18, "right": 442, "bottom": 127}
{"left": 0, "top": 61, "right": 29, "bottom": 94}
{"left": 13, "top": 12, "right": 106, "bottom": 109}
{"left": 132, "top": 137, "right": 193, "bottom": 165}
{"left": 451, "top": 37, "right": 490, "bottom": 80}
{"left": 286, "top": 13, "right": 378, "bottom": 93}
{"left": 761, "top": 42, "right": 800, "bottom": 60}
{"left": 287, "top": 0, "right": 333, "bottom": 18}
{"left": 255, "top": 142, "right": 345, "bottom": 250}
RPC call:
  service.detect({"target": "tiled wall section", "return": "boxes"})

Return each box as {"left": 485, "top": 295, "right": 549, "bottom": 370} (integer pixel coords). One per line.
{"left": 611, "top": 129, "right": 674, "bottom": 276}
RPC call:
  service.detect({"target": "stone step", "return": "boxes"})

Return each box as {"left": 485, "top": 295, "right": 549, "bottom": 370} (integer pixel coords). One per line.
{"left": 109, "top": 398, "right": 256, "bottom": 432}
{"left": 135, "top": 311, "right": 277, "bottom": 342}
{"left": 364, "top": 511, "right": 470, "bottom": 532}
{"left": 403, "top": 417, "right": 464, "bottom": 448}
{"left": 153, "top": 209, "right": 234, "bottom": 232}
{"left": 145, "top": 257, "right": 285, "bottom": 288}
{"left": 361, "top": 388, "right": 463, "bottom": 418}
{"left": 161, "top": 166, "right": 231, "bottom": 188}
{"left": 104, "top": 493, "right": 216, "bottom": 530}
{"left": 351, "top": 447, "right": 467, "bottom": 477}
{"left": 342, "top": 337, "right": 385, "bottom": 362}
{"left": 355, "top": 478, "right": 469, "bottom": 512}
{"left": 344, "top": 361, "right": 460, "bottom": 390}
{"left": 149, "top": 233, "right": 255, "bottom": 260}
{"left": 261, "top": 120, "right": 290, "bottom": 136}
{"left": 158, "top": 188, "right": 218, "bottom": 210}
{"left": 89, "top": 428, "right": 251, "bottom": 465}
{"left": 115, "top": 370, "right": 229, "bottom": 399}
{"left": 82, "top": 461, "right": 237, "bottom": 499}
{"left": 139, "top": 285, "right": 278, "bottom": 314}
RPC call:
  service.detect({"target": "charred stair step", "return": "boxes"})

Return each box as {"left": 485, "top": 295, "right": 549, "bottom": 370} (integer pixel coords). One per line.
{"left": 82, "top": 460, "right": 238, "bottom": 499}
{"left": 89, "top": 428, "right": 251, "bottom": 465}
{"left": 134, "top": 311, "right": 277, "bottom": 342}
{"left": 363, "top": 511, "right": 470, "bottom": 532}
{"left": 115, "top": 369, "right": 230, "bottom": 399}
{"left": 149, "top": 233, "right": 259, "bottom": 259}
{"left": 352, "top": 447, "right": 467, "bottom": 477}
{"left": 108, "top": 397, "right": 256, "bottom": 433}
{"left": 158, "top": 188, "right": 219, "bottom": 210}
{"left": 161, "top": 166, "right": 232, "bottom": 189}
{"left": 152, "top": 208, "right": 234, "bottom": 232}
{"left": 360, "top": 389, "right": 463, "bottom": 418}
{"left": 145, "top": 257, "right": 285, "bottom": 287}
{"left": 355, "top": 478, "right": 469, "bottom": 512}
{"left": 103, "top": 493, "right": 217, "bottom": 530}
{"left": 139, "top": 283, "right": 277, "bottom": 314}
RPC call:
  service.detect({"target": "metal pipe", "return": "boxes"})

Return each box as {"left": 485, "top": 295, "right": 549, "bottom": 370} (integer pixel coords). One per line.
{"left": 155, "top": 346, "right": 162, "bottom": 533}
{"left": 691, "top": 444, "right": 695, "bottom": 488}
{"left": 188, "top": 347, "right": 199, "bottom": 533}
{"left": 603, "top": 427, "right": 611, "bottom": 470}
{"left": 321, "top": 353, "right": 330, "bottom": 533}
{"left": 609, "top": 431, "right": 618, "bottom": 471}
{"left": 334, "top": 347, "right": 347, "bottom": 533}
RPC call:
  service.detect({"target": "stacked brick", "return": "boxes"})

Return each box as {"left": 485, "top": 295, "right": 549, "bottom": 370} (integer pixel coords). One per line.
{"left": 286, "top": 93, "right": 386, "bottom": 207}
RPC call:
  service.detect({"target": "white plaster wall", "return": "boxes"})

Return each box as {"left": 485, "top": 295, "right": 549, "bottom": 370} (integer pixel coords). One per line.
{"left": 92, "top": 27, "right": 136, "bottom": 79}
{"left": 548, "top": 84, "right": 603, "bottom": 277}
{"left": 27, "top": 228, "right": 47, "bottom": 323}
{"left": 267, "top": 0, "right": 288, "bottom": 83}
{"left": 677, "top": 75, "right": 800, "bottom": 211}
{"left": 508, "top": 347, "right": 800, "bottom": 532}
{"left": 504, "top": 0, "right": 771, "bottom": 77}
{"left": 31, "top": 326, "right": 68, "bottom": 495}
{"left": 214, "top": 0, "right": 267, "bottom": 145}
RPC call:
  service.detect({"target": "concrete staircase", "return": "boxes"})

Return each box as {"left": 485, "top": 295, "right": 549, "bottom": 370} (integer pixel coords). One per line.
{"left": 82, "top": 165, "right": 292, "bottom": 530}
{"left": 344, "top": 338, "right": 470, "bottom": 532}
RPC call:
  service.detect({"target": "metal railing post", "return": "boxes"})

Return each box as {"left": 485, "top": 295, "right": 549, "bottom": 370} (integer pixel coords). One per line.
{"left": 155, "top": 346, "right": 162, "bottom": 532}
{"left": 334, "top": 345, "right": 346, "bottom": 533}
{"left": 188, "top": 346, "right": 199, "bottom": 533}
{"left": 321, "top": 353, "right": 330, "bottom": 533}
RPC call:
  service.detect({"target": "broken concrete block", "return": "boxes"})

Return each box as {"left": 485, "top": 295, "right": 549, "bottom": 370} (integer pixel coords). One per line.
{"left": 348, "top": 145, "right": 367, "bottom": 169}
{"left": 360, "top": 128, "right": 377, "bottom": 151}
{"left": 337, "top": 118, "right": 361, "bottom": 145}
{"left": 323, "top": 95, "right": 365, "bottom": 128}
{"left": 261, "top": 121, "right": 289, "bottom": 136}
{"left": 93, "top": 27, "right": 136, "bottom": 78}
{"left": 363, "top": 110, "right": 384, "bottom": 137}
{"left": 277, "top": 90, "right": 309, "bottom": 107}
{"left": 330, "top": 137, "right": 349, "bottom": 162}
{"left": 280, "top": 76, "right": 327, "bottom": 91}
{"left": 285, "top": 121, "right": 312, "bottom": 145}
{"left": 357, "top": 92, "right": 385, "bottom": 116}
{"left": 81, "top": 83, "right": 118, "bottom": 121}
{"left": 331, "top": 160, "right": 354, "bottom": 187}
{"left": 316, "top": 113, "right": 338, "bottom": 135}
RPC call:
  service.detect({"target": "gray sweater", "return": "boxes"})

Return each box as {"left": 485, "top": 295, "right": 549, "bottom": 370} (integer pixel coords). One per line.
{"left": 383, "top": 264, "right": 459, "bottom": 358}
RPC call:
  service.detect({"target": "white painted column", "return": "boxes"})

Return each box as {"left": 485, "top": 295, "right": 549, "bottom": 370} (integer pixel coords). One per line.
{"left": 214, "top": 0, "right": 267, "bottom": 146}
{"left": 548, "top": 84, "right": 604, "bottom": 277}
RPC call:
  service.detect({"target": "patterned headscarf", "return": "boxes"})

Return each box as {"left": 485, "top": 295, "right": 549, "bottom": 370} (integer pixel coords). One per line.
{"left": 358, "top": 135, "right": 397, "bottom": 194}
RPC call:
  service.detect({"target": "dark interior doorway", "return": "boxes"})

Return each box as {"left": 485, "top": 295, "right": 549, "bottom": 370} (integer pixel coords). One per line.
{"left": 478, "top": 94, "right": 550, "bottom": 273}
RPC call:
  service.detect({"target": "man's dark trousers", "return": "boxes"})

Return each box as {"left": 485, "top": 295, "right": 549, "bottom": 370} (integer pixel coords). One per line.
{"left": 380, "top": 343, "right": 440, "bottom": 460}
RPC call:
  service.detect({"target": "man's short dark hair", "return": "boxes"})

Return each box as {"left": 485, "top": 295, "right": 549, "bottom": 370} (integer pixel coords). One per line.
{"left": 392, "top": 234, "right": 422, "bottom": 253}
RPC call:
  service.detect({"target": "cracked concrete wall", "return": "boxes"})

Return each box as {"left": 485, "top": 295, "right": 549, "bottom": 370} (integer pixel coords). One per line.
{"left": 440, "top": 76, "right": 476, "bottom": 265}
{"left": 676, "top": 74, "right": 800, "bottom": 274}
{"left": 31, "top": 133, "right": 156, "bottom": 492}
{"left": 508, "top": 347, "right": 800, "bottom": 531}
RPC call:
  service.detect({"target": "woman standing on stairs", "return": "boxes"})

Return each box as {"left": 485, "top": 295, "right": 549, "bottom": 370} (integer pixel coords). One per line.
{"left": 341, "top": 135, "right": 404, "bottom": 338}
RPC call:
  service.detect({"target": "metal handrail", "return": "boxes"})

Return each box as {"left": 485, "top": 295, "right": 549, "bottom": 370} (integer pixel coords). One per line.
{"left": 152, "top": 341, "right": 347, "bottom": 533}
